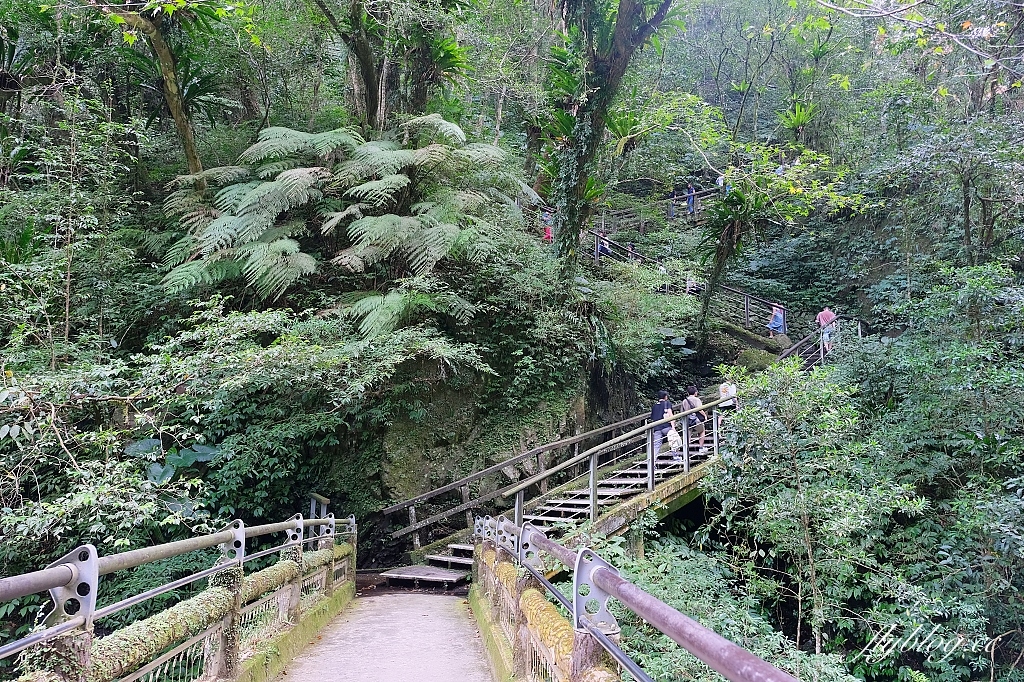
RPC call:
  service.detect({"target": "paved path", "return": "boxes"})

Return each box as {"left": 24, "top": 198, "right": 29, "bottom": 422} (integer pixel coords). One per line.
{"left": 277, "top": 592, "right": 493, "bottom": 682}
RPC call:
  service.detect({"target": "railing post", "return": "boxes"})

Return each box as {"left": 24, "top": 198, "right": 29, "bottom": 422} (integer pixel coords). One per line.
{"left": 589, "top": 452, "right": 599, "bottom": 523}
{"left": 683, "top": 420, "right": 690, "bottom": 473}
{"left": 646, "top": 425, "right": 655, "bottom": 491}
{"left": 514, "top": 490, "right": 524, "bottom": 527}
{"left": 281, "top": 514, "right": 304, "bottom": 624}
{"left": 538, "top": 450, "right": 549, "bottom": 495}
{"left": 712, "top": 410, "right": 720, "bottom": 458}
{"left": 782, "top": 307, "right": 788, "bottom": 334}
{"left": 212, "top": 520, "right": 245, "bottom": 679}
{"left": 819, "top": 331, "right": 825, "bottom": 363}
{"left": 408, "top": 505, "right": 421, "bottom": 550}
{"left": 35, "top": 545, "right": 98, "bottom": 682}
{"left": 743, "top": 294, "right": 750, "bottom": 327}
{"left": 461, "top": 485, "right": 473, "bottom": 529}
{"left": 594, "top": 232, "right": 600, "bottom": 264}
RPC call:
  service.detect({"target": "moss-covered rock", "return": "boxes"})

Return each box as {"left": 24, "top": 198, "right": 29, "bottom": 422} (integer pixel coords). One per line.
{"left": 736, "top": 348, "right": 777, "bottom": 372}
{"left": 380, "top": 379, "right": 585, "bottom": 502}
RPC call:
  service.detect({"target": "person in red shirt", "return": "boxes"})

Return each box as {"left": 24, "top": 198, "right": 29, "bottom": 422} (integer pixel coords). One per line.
{"left": 816, "top": 306, "right": 838, "bottom": 352}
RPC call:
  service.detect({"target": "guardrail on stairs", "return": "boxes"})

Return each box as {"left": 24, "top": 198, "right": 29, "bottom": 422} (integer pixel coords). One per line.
{"left": 383, "top": 396, "right": 728, "bottom": 549}
{"left": 585, "top": 230, "right": 790, "bottom": 334}
{"left": 779, "top": 315, "right": 865, "bottom": 369}
{"left": 0, "top": 495, "right": 356, "bottom": 682}
{"left": 474, "top": 516, "right": 799, "bottom": 682}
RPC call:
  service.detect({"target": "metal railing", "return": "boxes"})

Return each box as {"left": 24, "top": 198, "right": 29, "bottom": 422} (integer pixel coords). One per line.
{"left": 501, "top": 396, "right": 728, "bottom": 527}
{"left": 475, "top": 516, "right": 799, "bottom": 682}
{"left": 0, "top": 494, "right": 356, "bottom": 682}
{"left": 584, "top": 230, "right": 789, "bottom": 334}
{"left": 383, "top": 392, "right": 726, "bottom": 548}
{"left": 779, "top": 315, "right": 865, "bottom": 369}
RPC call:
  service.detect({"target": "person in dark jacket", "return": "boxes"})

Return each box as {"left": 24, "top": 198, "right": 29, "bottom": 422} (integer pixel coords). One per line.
{"left": 650, "top": 390, "right": 675, "bottom": 455}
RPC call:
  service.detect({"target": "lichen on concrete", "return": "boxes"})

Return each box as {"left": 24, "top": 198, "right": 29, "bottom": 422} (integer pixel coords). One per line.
{"left": 88, "top": 587, "right": 235, "bottom": 682}
{"left": 494, "top": 561, "right": 517, "bottom": 593}
{"left": 519, "top": 588, "right": 573, "bottom": 664}
{"left": 302, "top": 549, "right": 334, "bottom": 571}
{"left": 241, "top": 561, "right": 300, "bottom": 603}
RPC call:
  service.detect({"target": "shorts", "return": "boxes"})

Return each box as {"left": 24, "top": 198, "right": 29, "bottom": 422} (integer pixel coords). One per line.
{"left": 689, "top": 421, "right": 705, "bottom": 438}
{"left": 822, "top": 326, "right": 834, "bottom": 344}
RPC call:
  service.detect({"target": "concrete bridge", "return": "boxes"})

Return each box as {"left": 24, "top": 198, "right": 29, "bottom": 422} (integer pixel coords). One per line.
{"left": 0, "top": 497, "right": 800, "bottom": 682}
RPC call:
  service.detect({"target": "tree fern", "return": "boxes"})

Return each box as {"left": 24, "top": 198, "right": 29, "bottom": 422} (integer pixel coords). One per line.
{"left": 341, "top": 276, "right": 477, "bottom": 337}
{"left": 163, "top": 116, "right": 529, "bottom": 302}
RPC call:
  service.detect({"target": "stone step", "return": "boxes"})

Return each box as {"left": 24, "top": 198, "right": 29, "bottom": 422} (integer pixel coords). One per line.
{"left": 447, "top": 543, "right": 474, "bottom": 557}
{"left": 424, "top": 554, "right": 475, "bottom": 568}
{"left": 380, "top": 565, "right": 469, "bottom": 589}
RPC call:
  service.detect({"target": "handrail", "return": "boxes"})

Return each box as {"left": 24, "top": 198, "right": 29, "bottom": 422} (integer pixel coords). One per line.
{"left": 484, "top": 518, "right": 800, "bottom": 682}
{"left": 718, "top": 284, "right": 787, "bottom": 312}
{"left": 383, "top": 401, "right": 704, "bottom": 516}
{"left": 583, "top": 229, "right": 790, "bottom": 315}
{"left": 503, "top": 395, "right": 729, "bottom": 499}
{"left": 779, "top": 314, "right": 865, "bottom": 362}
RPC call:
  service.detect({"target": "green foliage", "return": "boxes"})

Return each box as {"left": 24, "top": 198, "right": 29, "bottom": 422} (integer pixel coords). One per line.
{"left": 618, "top": 536, "right": 857, "bottom": 682}
{"left": 163, "top": 115, "right": 530, "bottom": 299}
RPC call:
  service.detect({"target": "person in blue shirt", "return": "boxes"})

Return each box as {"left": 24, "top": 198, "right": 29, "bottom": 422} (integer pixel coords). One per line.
{"left": 686, "top": 183, "right": 696, "bottom": 216}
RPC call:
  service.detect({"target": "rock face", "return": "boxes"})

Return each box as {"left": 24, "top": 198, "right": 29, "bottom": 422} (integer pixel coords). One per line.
{"left": 382, "top": 378, "right": 586, "bottom": 502}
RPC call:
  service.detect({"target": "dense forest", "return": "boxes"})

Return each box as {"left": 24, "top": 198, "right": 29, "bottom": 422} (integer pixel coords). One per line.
{"left": 1, "top": 0, "right": 1022, "bottom": 677}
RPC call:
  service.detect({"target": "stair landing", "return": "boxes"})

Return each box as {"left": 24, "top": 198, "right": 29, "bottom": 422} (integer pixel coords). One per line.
{"left": 380, "top": 564, "right": 468, "bottom": 588}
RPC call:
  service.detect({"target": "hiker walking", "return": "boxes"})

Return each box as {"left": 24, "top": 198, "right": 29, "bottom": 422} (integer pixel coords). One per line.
{"left": 767, "top": 305, "right": 785, "bottom": 338}
{"left": 649, "top": 390, "right": 676, "bottom": 456}
{"left": 681, "top": 385, "right": 708, "bottom": 454}
{"left": 816, "top": 306, "right": 838, "bottom": 353}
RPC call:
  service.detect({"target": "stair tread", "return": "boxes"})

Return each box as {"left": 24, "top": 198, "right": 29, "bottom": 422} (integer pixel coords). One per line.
{"left": 523, "top": 514, "right": 578, "bottom": 523}
{"left": 537, "top": 506, "right": 587, "bottom": 515}
{"left": 447, "top": 543, "right": 474, "bottom": 553}
{"left": 424, "top": 554, "right": 474, "bottom": 566}
{"left": 381, "top": 565, "right": 468, "bottom": 583}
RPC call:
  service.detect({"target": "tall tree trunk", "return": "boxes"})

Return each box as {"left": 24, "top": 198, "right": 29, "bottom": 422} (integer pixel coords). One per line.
{"left": 551, "top": 0, "right": 675, "bottom": 281}
{"left": 309, "top": 0, "right": 383, "bottom": 130}
{"left": 105, "top": 11, "right": 204, "bottom": 183}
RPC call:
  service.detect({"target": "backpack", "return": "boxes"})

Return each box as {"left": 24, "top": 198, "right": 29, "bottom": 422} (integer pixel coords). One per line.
{"left": 683, "top": 397, "right": 705, "bottom": 426}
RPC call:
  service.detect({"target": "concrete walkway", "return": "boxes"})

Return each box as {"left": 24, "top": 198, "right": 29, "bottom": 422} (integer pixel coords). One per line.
{"left": 276, "top": 592, "right": 493, "bottom": 682}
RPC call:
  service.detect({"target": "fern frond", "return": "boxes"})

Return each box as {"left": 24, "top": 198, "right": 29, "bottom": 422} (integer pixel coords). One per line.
{"left": 214, "top": 181, "right": 262, "bottom": 212}
{"left": 162, "top": 257, "right": 240, "bottom": 293}
{"left": 166, "top": 166, "right": 251, "bottom": 190}
{"left": 164, "top": 234, "right": 199, "bottom": 267}
{"left": 401, "top": 114, "right": 467, "bottom": 145}
{"left": 348, "top": 214, "right": 422, "bottom": 257}
{"left": 238, "top": 127, "right": 315, "bottom": 164}
{"left": 310, "top": 128, "right": 364, "bottom": 156}
{"left": 321, "top": 204, "right": 368, "bottom": 234}
{"left": 236, "top": 237, "right": 317, "bottom": 299}
{"left": 340, "top": 142, "right": 415, "bottom": 180}
{"left": 345, "top": 174, "right": 410, "bottom": 207}
{"left": 453, "top": 143, "right": 505, "bottom": 167}
{"left": 179, "top": 207, "right": 219, "bottom": 234}
{"left": 411, "top": 143, "right": 453, "bottom": 168}
{"left": 196, "top": 214, "right": 246, "bottom": 253}
{"left": 401, "top": 222, "right": 460, "bottom": 275}
{"left": 164, "top": 188, "right": 206, "bottom": 217}
{"left": 255, "top": 159, "right": 302, "bottom": 179}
